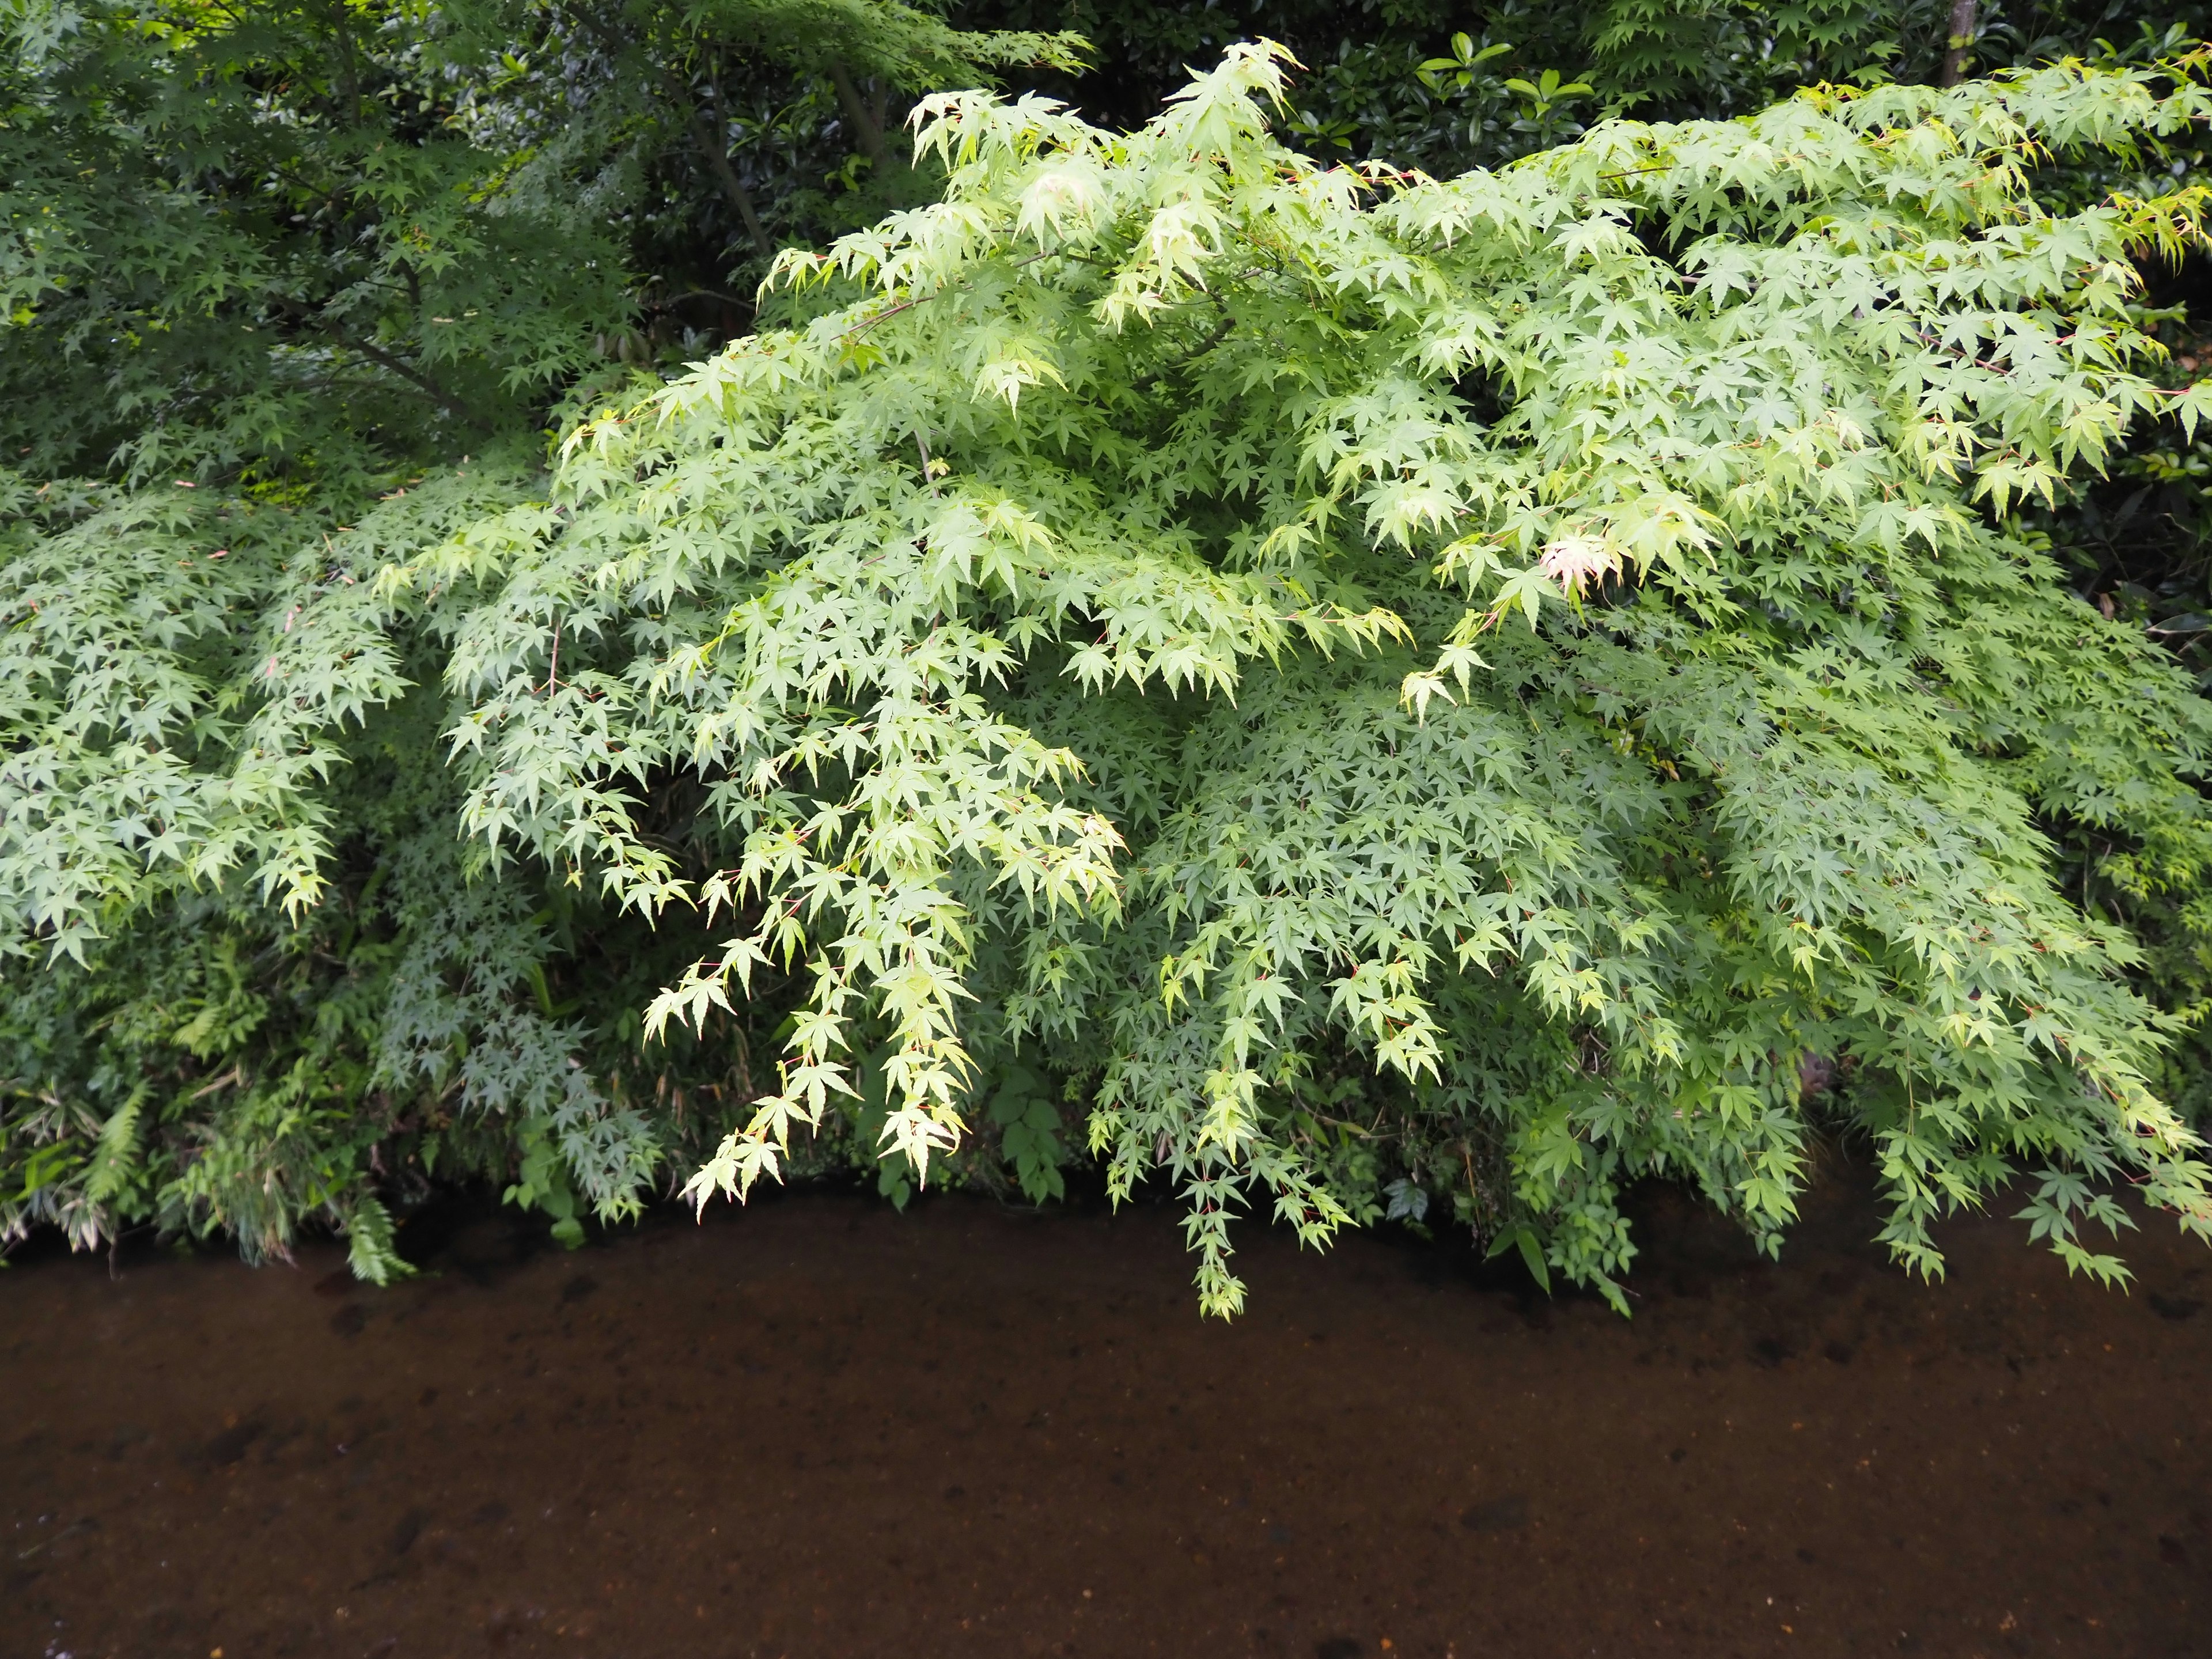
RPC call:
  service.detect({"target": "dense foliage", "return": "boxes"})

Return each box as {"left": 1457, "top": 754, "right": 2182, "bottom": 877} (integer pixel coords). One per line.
{"left": 6, "top": 0, "right": 2212, "bottom": 1310}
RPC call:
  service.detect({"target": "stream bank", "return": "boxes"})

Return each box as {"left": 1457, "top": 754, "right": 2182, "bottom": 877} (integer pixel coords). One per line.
{"left": 5, "top": 1166, "right": 2209, "bottom": 1657}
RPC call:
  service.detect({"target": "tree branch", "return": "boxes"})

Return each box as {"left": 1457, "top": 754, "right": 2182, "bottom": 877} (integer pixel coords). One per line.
{"left": 267, "top": 295, "right": 483, "bottom": 425}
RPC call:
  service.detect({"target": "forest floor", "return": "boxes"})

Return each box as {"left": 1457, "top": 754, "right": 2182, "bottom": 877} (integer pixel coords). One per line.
{"left": 4, "top": 1159, "right": 2209, "bottom": 1659}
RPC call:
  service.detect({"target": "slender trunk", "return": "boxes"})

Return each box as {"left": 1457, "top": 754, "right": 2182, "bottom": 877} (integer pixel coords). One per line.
{"left": 1940, "top": 0, "right": 1977, "bottom": 86}
{"left": 328, "top": 2, "right": 361, "bottom": 119}
{"left": 828, "top": 60, "right": 891, "bottom": 175}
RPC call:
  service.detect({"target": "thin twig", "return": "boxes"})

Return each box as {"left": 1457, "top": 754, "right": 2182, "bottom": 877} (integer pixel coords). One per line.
{"left": 839, "top": 251, "right": 1055, "bottom": 342}
{"left": 188, "top": 1065, "right": 244, "bottom": 1101}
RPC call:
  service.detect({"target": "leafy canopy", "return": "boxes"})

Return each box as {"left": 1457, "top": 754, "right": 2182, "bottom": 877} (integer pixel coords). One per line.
{"left": 578, "top": 44, "right": 2212, "bottom": 1310}
{"left": 8, "top": 26, "right": 2212, "bottom": 1309}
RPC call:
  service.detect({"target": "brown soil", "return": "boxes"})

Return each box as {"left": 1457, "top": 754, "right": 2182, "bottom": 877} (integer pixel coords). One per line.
{"left": 3, "top": 1166, "right": 2209, "bottom": 1659}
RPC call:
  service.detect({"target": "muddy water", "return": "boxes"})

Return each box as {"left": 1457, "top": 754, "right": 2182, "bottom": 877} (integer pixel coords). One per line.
{"left": 3, "top": 1167, "right": 2209, "bottom": 1659}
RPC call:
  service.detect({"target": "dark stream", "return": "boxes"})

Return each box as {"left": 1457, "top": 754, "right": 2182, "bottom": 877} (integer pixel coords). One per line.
{"left": 5, "top": 1164, "right": 2209, "bottom": 1659}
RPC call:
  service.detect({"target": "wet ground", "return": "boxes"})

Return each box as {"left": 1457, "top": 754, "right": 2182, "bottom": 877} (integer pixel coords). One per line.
{"left": 4, "top": 1164, "right": 2210, "bottom": 1659}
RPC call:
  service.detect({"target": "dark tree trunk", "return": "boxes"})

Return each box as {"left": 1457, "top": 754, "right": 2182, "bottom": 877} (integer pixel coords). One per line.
{"left": 828, "top": 62, "right": 891, "bottom": 176}
{"left": 700, "top": 83, "right": 774, "bottom": 259}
